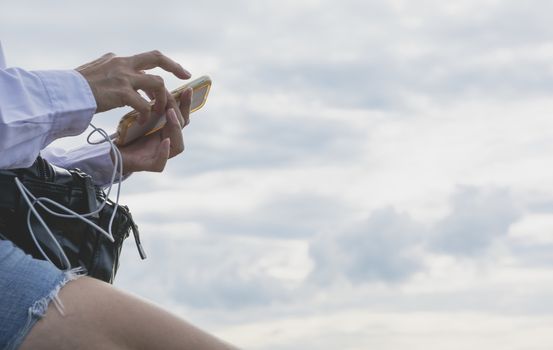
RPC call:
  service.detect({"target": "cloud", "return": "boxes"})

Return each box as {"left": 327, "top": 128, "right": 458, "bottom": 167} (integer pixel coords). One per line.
{"left": 127, "top": 187, "right": 353, "bottom": 240}
{"left": 430, "top": 186, "right": 522, "bottom": 256}
{"left": 7, "top": 1, "right": 553, "bottom": 348}
{"left": 115, "top": 228, "right": 311, "bottom": 309}
{"left": 506, "top": 213, "right": 553, "bottom": 268}
{"left": 308, "top": 186, "right": 526, "bottom": 286}
{"left": 165, "top": 107, "right": 366, "bottom": 176}
{"left": 197, "top": 192, "right": 353, "bottom": 239}
{"left": 309, "top": 207, "right": 425, "bottom": 284}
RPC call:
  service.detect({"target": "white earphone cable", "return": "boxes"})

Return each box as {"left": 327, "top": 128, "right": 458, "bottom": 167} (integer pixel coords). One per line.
{"left": 15, "top": 123, "right": 123, "bottom": 271}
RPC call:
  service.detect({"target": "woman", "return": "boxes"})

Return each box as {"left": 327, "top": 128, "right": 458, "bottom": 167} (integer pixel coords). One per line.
{"left": 0, "top": 45, "right": 238, "bottom": 349}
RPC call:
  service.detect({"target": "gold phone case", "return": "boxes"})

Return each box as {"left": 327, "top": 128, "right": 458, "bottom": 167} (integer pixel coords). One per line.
{"left": 115, "top": 75, "right": 211, "bottom": 146}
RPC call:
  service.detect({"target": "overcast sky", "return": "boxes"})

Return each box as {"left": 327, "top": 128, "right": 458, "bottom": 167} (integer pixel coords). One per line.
{"left": 4, "top": 0, "right": 553, "bottom": 349}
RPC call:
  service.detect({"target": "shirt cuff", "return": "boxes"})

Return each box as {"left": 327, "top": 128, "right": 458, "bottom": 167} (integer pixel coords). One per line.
{"left": 33, "top": 70, "right": 97, "bottom": 140}
{"left": 42, "top": 142, "right": 131, "bottom": 188}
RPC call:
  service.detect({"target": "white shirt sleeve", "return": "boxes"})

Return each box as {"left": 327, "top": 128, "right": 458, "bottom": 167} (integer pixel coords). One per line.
{"left": 0, "top": 67, "right": 97, "bottom": 168}
{"left": 0, "top": 43, "right": 131, "bottom": 187}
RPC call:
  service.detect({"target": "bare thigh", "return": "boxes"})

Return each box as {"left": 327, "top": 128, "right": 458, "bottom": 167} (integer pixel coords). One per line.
{"left": 20, "top": 276, "right": 238, "bottom": 350}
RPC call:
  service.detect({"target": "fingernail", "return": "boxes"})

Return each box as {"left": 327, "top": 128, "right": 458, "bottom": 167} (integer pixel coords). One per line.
{"left": 180, "top": 65, "right": 191, "bottom": 78}
{"left": 167, "top": 108, "right": 178, "bottom": 124}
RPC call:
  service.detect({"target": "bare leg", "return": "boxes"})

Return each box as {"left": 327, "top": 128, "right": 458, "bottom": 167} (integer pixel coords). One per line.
{"left": 20, "top": 276, "right": 239, "bottom": 350}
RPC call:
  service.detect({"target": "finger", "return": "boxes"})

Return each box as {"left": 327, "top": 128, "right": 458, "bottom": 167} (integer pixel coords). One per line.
{"left": 130, "top": 50, "right": 191, "bottom": 79}
{"left": 75, "top": 52, "right": 116, "bottom": 70}
{"left": 131, "top": 74, "right": 166, "bottom": 114}
{"left": 162, "top": 108, "right": 185, "bottom": 158}
{"left": 138, "top": 71, "right": 156, "bottom": 101}
{"left": 179, "top": 88, "right": 193, "bottom": 127}
{"left": 166, "top": 90, "right": 184, "bottom": 127}
{"left": 144, "top": 90, "right": 155, "bottom": 101}
{"left": 121, "top": 90, "right": 151, "bottom": 125}
{"left": 149, "top": 138, "right": 171, "bottom": 172}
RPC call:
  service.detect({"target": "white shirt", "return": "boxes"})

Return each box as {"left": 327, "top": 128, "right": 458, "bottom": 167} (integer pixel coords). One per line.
{"left": 0, "top": 42, "right": 117, "bottom": 187}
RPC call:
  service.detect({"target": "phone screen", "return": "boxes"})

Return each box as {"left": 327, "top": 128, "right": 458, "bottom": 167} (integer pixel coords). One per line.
{"left": 191, "top": 84, "right": 210, "bottom": 112}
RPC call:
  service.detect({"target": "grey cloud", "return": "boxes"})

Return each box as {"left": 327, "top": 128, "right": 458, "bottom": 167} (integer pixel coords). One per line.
{"left": 424, "top": 0, "right": 553, "bottom": 48}
{"left": 239, "top": 47, "right": 553, "bottom": 112}
{"left": 430, "top": 186, "right": 522, "bottom": 256}
{"left": 241, "top": 61, "right": 406, "bottom": 110}
{"left": 217, "top": 0, "right": 553, "bottom": 109}
{"left": 309, "top": 207, "right": 425, "bottom": 284}
{"left": 161, "top": 109, "right": 366, "bottom": 177}
{"left": 202, "top": 192, "right": 352, "bottom": 239}
{"left": 116, "top": 234, "right": 289, "bottom": 309}
{"left": 137, "top": 192, "right": 353, "bottom": 239}
{"left": 117, "top": 184, "right": 543, "bottom": 309}
{"left": 6, "top": 0, "right": 553, "bottom": 116}
{"left": 309, "top": 187, "right": 525, "bottom": 285}
{"left": 130, "top": 185, "right": 527, "bottom": 294}
{"left": 523, "top": 198, "right": 553, "bottom": 214}
{"left": 508, "top": 244, "right": 553, "bottom": 269}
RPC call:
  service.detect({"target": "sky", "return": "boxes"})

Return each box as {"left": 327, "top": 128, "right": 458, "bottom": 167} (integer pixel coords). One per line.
{"left": 3, "top": 0, "right": 553, "bottom": 349}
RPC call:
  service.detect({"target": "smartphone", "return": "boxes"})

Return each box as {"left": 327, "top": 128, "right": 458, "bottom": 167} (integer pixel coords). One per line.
{"left": 114, "top": 75, "right": 211, "bottom": 146}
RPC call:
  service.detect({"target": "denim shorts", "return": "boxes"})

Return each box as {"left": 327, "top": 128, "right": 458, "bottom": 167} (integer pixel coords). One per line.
{"left": 0, "top": 239, "right": 82, "bottom": 349}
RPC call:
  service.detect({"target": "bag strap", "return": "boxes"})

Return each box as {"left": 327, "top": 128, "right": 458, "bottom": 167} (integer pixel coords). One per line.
{"left": 128, "top": 209, "right": 147, "bottom": 259}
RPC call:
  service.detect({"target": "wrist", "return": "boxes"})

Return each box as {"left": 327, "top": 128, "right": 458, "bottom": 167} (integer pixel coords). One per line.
{"left": 111, "top": 146, "right": 134, "bottom": 176}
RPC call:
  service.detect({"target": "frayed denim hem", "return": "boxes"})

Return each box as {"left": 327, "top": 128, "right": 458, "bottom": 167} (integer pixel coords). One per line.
{"left": 5, "top": 267, "right": 86, "bottom": 350}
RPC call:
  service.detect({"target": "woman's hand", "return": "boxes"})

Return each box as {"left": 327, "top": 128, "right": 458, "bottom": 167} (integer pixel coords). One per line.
{"left": 117, "top": 88, "right": 192, "bottom": 174}
{"left": 76, "top": 50, "right": 191, "bottom": 125}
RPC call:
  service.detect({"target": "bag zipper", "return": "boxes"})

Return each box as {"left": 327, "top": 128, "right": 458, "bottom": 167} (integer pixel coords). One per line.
{"left": 36, "top": 156, "right": 54, "bottom": 182}
{"left": 37, "top": 156, "right": 46, "bottom": 181}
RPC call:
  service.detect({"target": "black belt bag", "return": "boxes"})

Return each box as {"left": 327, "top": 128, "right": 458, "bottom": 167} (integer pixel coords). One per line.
{"left": 0, "top": 156, "right": 146, "bottom": 283}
